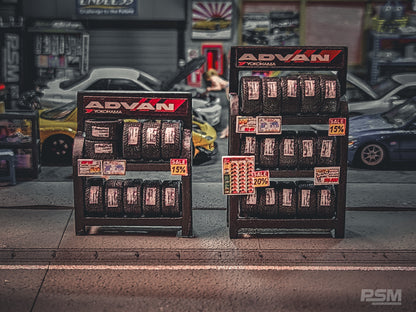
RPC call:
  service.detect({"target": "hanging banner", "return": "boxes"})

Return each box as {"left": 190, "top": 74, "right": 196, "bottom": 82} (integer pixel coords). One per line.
{"left": 77, "top": 0, "right": 137, "bottom": 15}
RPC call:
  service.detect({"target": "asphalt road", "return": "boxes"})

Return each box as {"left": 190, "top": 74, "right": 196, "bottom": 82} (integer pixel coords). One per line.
{"left": 1, "top": 266, "right": 415, "bottom": 312}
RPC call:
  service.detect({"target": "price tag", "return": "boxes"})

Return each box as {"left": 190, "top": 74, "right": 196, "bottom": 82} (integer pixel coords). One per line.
{"left": 236, "top": 116, "right": 257, "bottom": 133}
{"left": 78, "top": 159, "right": 102, "bottom": 176}
{"left": 256, "top": 116, "right": 282, "bottom": 135}
{"left": 103, "top": 160, "right": 126, "bottom": 175}
{"left": 314, "top": 167, "right": 340, "bottom": 185}
{"left": 170, "top": 159, "right": 188, "bottom": 176}
{"left": 328, "top": 118, "right": 346, "bottom": 136}
{"left": 253, "top": 170, "right": 270, "bottom": 188}
{"left": 222, "top": 156, "right": 255, "bottom": 195}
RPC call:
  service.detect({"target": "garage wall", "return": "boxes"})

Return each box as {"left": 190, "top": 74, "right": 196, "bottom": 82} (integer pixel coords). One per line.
{"left": 88, "top": 29, "right": 179, "bottom": 78}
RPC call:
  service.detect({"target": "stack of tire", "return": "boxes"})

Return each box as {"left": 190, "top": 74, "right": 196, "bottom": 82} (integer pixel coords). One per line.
{"left": 238, "top": 182, "right": 335, "bottom": 219}
{"left": 83, "top": 119, "right": 183, "bottom": 162}
{"left": 84, "top": 119, "right": 121, "bottom": 159}
{"left": 239, "top": 74, "right": 340, "bottom": 116}
{"left": 84, "top": 178, "right": 182, "bottom": 218}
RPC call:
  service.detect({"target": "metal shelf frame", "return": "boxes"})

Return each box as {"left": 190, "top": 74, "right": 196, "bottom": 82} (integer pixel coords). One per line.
{"left": 227, "top": 46, "right": 348, "bottom": 238}
{"left": 72, "top": 91, "right": 193, "bottom": 237}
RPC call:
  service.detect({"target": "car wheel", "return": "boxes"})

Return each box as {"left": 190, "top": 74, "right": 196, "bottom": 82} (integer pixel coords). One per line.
{"left": 359, "top": 143, "right": 386, "bottom": 168}
{"left": 42, "top": 134, "right": 73, "bottom": 165}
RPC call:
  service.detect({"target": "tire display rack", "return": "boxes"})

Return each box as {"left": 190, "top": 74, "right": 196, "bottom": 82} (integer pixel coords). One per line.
{"left": 73, "top": 91, "right": 193, "bottom": 236}
{"left": 227, "top": 46, "right": 348, "bottom": 238}
{"left": 0, "top": 110, "right": 41, "bottom": 179}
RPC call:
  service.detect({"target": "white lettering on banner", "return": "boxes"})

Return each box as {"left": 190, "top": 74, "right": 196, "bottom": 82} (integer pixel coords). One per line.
{"left": 238, "top": 53, "right": 331, "bottom": 63}
{"left": 79, "top": 0, "right": 134, "bottom": 6}
{"left": 4, "top": 33, "right": 20, "bottom": 83}
{"left": 85, "top": 101, "right": 175, "bottom": 112}
{"left": 361, "top": 289, "right": 402, "bottom": 306}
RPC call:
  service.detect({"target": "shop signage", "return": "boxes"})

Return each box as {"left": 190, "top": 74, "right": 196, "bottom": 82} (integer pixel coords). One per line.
{"left": 77, "top": 0, "right": 137, "bottom": 15}
{"left": 235, "top": 47, "right": 345, "bottom": 69}
{"left": 81, "top": 95, "right": 189, "bottom": 117}
{"left": 2, "top": 33, "right": 21, "bottom": 107}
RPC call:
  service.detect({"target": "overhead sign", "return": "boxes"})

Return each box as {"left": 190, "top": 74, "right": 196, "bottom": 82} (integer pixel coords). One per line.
{"left": 77, "top": 0, "right": 137, "bottom": 15}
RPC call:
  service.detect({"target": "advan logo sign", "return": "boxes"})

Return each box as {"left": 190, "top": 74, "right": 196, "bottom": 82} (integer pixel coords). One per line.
{"left": 84, "top": 97, "right": 187, "bottom": 115}
{"left": 237, "top": 49, "right": 343, "bottom": 67}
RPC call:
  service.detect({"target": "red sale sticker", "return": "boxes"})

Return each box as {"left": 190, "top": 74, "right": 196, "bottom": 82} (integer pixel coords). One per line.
{"left": 328, "top": 118, "right": 346, "bottom": 136}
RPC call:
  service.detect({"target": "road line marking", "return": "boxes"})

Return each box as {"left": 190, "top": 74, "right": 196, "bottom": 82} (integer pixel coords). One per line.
{"left": 0, "top": 265, "right": 415, "bottom": 271}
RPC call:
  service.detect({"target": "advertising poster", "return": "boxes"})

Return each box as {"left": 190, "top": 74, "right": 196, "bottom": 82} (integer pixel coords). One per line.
{"left": 192, "top": 1, "right": 233, "bottom": 39}
{"left": 222, "top": 156, "right": 255, "bottom": 195}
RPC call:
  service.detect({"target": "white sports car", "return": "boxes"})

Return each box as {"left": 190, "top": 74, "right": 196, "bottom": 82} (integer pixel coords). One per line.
{"left": 37, "top": 58, "right": 222, "bottom": 126}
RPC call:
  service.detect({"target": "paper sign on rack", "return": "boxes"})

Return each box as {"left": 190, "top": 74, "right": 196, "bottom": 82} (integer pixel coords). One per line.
{"left": 314, "top": 167, "right": 340, "bottom": 185}
{"left": 256, "top": 116, "right": 282, "bottom": 135}
{"left": 328, "top": 118, "right": 346, "bottom": 136}
{"left": 77, "top": 159, "right": 102, "bottom": 176}
{"left": 253, "top": 170, "right": 270, "bottom": 188}
{"left": 222, "top": 156, "right": 255, "bottom": 195}
{"left": 170, "top": 158, "right": 188, "bottom": 176}
{"left": 236, "top": 116, "right": 257, "bottom": 133}
{"left": 103, "top": 160, "right": 126, "bottom": 175}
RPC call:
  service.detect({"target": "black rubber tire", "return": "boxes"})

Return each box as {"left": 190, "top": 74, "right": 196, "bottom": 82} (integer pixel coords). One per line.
{"left": 42, "top": 134, "right": 73, "bottom": 165}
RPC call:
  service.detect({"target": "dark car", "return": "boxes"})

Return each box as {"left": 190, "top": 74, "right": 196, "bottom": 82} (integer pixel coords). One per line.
{"left": 348, "top": 97, "right": 416, "bottom": 168}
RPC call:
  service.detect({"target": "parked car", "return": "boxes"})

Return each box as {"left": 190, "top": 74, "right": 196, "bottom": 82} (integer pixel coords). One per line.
{"left": 348, "top": 97, "right": 416, "bottom": 168}
{"left": 38, "top": 101, "right": 218, "bottom": 165}
{"left": 347, "top": 72, "right": 416, "bottom": 116}
{"left": 37, "top": 57, "right": 222, "bottom": 127}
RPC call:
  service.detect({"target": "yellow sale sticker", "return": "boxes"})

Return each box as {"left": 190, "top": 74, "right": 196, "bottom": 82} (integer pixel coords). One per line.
{"left": 170, "top": 159, "right": 188, "bottom": 176}
{"left": 328, "top": 118, "right": 346, "bottom": 136}
{"left": 253, "top": 170, "right": 270, "bottom": 187}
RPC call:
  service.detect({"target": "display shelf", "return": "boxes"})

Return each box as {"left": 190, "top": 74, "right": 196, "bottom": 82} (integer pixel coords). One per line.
{"left": 368, "top": 31, "right": 416, "bottom": 84}
{"left": 72, "top": 91, "right": 193, "bottom": 237}
{"left": 227, "top": 46, "right": 348, "bottom": 238}
{"left": 28, "top": 21, "right": 89, "bottom": 82}
{"left": 0, "top": 110, "right": 41, "bottom": 179}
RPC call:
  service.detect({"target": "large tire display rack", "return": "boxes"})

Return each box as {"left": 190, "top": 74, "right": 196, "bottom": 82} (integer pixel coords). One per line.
{"left": 73, "top": 91, "right": 193, "bottom": 236}
{"left": 227, "top": 46, "right": 348, "bottom": 238}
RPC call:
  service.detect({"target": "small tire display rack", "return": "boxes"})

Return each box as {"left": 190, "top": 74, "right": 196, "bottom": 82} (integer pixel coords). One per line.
{"left": 73, "top": 91, "right": 193, "bottom": 236}
{"left": 227, "top": 46, "right": 348, "bottom": 238}
{"left": 0, "top": 110, "right": 41, "bottom": 180}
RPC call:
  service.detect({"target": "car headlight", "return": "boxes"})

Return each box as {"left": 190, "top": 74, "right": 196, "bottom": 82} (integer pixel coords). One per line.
{"left": 348, "top": 135, "right": 358, "bottom": 147}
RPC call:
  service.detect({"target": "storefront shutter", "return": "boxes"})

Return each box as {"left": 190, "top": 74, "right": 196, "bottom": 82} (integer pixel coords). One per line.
{"left": 88, "top": 29, "right": 178, "bottom": 79}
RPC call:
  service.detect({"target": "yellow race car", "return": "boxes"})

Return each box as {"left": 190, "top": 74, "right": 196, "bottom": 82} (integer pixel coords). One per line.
{"left": 193, "top": 18, "right": 231, "bottom": 31}
{"left": 38, "top": 102, "right": 218, "bottom": 165}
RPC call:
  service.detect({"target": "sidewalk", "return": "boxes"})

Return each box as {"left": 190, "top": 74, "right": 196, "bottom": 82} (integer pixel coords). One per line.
{"left": 0, "top": 180, "right": 416, "bottom": 267}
